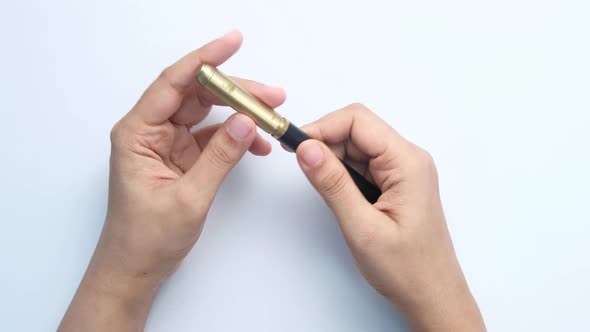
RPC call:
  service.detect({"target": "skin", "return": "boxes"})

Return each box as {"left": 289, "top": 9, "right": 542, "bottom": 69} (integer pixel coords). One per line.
{"left": 59, "top": 31, "right": 485, "bottom": 332}
{"left": 296, "top": 107, "right": 486, "bottom": 331}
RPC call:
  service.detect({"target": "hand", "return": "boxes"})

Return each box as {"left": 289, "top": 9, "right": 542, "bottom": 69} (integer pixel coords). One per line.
{"left": 59, "top": 31, "right": 286, "bottom": 331}
{"left": 295, "top": 104, "right": 486, "bottom": 332}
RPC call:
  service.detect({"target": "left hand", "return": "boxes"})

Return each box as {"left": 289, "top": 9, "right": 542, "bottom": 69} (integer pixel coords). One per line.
{"left": 59, "top": 30, "right": 285, "bottom": 332}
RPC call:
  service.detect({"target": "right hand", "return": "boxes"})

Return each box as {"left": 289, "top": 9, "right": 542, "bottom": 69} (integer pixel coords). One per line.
{"left": 296, "top": 104, "right": 486, "bottom": 331}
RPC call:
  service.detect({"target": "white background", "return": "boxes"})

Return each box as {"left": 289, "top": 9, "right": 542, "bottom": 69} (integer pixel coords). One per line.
{"left": 1, "top": 0, "right": 589, "bottom": 331}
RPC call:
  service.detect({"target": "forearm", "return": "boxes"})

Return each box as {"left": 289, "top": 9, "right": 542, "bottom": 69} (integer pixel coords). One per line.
{"left": 394, "top": 273, "right": 486, "bottom": 332}
{"left": 58, "top": 248, "right": 162, "bottom": 332}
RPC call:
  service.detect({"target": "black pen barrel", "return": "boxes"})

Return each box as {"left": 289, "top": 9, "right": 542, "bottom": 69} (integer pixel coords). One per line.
{"left": 278, "top": 123, "right": 382, "bottom": 204}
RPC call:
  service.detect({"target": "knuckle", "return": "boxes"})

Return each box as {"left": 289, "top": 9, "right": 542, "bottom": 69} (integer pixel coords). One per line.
{"left": 417, "top": 148, "right": 435, "bottom": 167}
{"left": 347, "top": 102, "right": 373, "bottom": 116}
{"left": 159, "top": 67, "right": 173, "bottom": 82}
{"left": 349, "top": 102, "right": 370, "bottom": 113}
{"left": 205, "top": 142, "right": 236, "bottom": 170}
{"left": 159, "top": 66, "right": 189, "bottom": 93}
{"left": 419, "top": 150, "right": 437, "bottom": 174}
{"left": 344, "top": 103, "right": 376, "bottom": 122}
{"left": 407, "top": 145, "right": 438, "bottom": 177}
{"left": 110, "top": 121, "right": 121, "bottom": 143}
{"left": 110, "top": 120, "right": 127, "bottom": 147}
{"left": 134, "top": 121, "right": 175, "bottom": 150}
{"left": 317, "top": 168, "right": 350, "bottom": 201}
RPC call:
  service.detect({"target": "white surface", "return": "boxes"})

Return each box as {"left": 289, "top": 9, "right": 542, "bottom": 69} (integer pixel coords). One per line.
{"left": 1, "top": 0, "right": 589, "bottom": 331}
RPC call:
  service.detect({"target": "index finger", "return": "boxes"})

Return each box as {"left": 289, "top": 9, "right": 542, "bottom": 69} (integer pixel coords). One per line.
{"left": 129, "top": 30, "right": 243, "bottom": 125}
{"left": 302, "top": 103, "right": 410, "bottom": 159}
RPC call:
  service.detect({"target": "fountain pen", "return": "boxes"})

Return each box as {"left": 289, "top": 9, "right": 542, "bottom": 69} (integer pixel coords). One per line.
{"left": 196, "top": 64, "right": 381, "bottom": 204}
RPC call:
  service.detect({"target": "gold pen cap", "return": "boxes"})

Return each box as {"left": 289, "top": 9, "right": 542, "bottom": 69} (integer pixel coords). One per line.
{"left": 196, "top": 64, "right": 289, "bottom": 139}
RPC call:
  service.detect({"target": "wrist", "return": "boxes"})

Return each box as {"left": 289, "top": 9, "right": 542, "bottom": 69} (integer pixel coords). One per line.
{"left": 392, "top": 281, "right": 486, "bottom": 332}
{"left": 82, "top": 244, "right": 166, "bottom": 308}
{"left": 59, "top": 249, "right": 164, "bottom": 332}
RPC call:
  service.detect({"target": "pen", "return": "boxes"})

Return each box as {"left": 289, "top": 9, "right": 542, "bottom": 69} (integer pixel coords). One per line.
{"left": 196, "top": 64, "right": 381, "bottom": 204}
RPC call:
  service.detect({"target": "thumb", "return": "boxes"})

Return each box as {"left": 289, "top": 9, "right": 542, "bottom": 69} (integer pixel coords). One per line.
{"left": 180, "top": 113, "right": 256, "bottom": 207}
{"left": 296, "top": 140, "right": 372, "bottom": 223}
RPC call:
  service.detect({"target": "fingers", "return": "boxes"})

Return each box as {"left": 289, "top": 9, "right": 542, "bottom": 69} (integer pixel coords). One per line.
{"left": 247, "top": 135, "right": 273, "bottom": 156}
{"left": 180, "top": 113, "right": 256, "bottom": 208}
{"left": 170, "top": 77, "right": 286, "bottom": 126}
{"left": 130, "top": 30, "right": 244, "bottom": 125}
{"left": 301, "top": 103, "right": 419, "bottom": 191}
{"left": 296, "top": 139, "right": 374, "bottom": 224}
{"left": 193, "top": 124, "right": 272, "bottom": 156}
{"left": 301, "top": 103, "right": 409, "bottom": 159}
{"left": 199, "top": 77, "right": 287, "bottom": 109}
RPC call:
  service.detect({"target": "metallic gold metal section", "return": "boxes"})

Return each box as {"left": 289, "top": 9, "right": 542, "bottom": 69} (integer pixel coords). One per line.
{"left": 196, "top": 64, "right": 289, "bottom": 139}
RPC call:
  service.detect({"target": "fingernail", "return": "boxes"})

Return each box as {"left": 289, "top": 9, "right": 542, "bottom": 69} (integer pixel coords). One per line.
{"left": 227, "top": 115, "right": 252, "bottom": 141}
{"left": 221, "top": 29, "right": 240, "bottom": 38}
{"left": 299, "top": 141, "right": 325, "bottom": 168}
{"left": 271, "top": 86, "right": 286, "bottom": 94}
